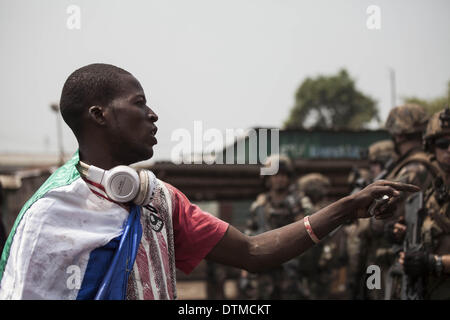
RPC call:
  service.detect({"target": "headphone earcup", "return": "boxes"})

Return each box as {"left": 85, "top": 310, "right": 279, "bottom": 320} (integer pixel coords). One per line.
{"left": 104, "top": 166, "right": 140, "bottom": 203}
{"left": 134, "top": 170, "right": 157, "bottom": 206}
{"left": 134, "top": 170, "right": 149, "bottom": 206}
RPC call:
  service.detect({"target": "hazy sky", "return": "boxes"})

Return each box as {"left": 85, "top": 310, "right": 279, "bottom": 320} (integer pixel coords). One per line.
{"left": 1, "top": 0, "right": 449, "bottom": 161}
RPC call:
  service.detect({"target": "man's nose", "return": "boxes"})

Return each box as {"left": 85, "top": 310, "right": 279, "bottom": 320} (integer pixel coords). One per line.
{"left": 147, "top": 107, "right": 158, "bottom": 122}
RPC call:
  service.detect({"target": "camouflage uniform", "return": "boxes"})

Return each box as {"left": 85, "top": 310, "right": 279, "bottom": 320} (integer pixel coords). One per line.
{"left": 368, "top": 140, "right": 397, "bottom": 173}
{"left": 420, "top": 176, "right": 450, "bottom": 299}
{"left": 295, "top": 173, "right": 341, "bottom": 299}
{"left": 370, "top": 104, "right": 437, "bottom": 299}
{"left": 240, "top": 155, "right": 308, "bottom": 299}
{"left": 408, "top": 108, "right": 450, "bottom": 299}
{"left": 341, "top": 140, "right": 398, "bottom": 299}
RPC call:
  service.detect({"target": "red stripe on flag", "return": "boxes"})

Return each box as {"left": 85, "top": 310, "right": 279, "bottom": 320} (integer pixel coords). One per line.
{"left": 156, "top": 232, "right": 173, "bottom": 299}
{"left": 145, "top": 226, "right": 168, "bottom": 299}
{"left": 82, "top": 177, "right": 106, "bottom": 191}
{"left": 136, "top": 244, "right": 155, "bottom": 300}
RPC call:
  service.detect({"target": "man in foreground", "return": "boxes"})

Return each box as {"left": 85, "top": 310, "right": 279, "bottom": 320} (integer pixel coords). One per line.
{"left": 0, "top": 64, "right": 418, "bottom": 299}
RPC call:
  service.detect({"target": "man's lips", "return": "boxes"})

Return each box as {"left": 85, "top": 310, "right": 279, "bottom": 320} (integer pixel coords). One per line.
{"left": 149, "top": 134, "right": 157, "bottom": 145}
{"left": 150, "top": 126, "right": 158, "bottom": 144}
{"left": 149, "top": 126, "right": 158, "bottom": 144}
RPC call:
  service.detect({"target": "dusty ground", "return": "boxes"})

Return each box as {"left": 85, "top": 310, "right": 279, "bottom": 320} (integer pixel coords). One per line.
{"left": 176, "top": 279, "right": 239, "bottom": 300}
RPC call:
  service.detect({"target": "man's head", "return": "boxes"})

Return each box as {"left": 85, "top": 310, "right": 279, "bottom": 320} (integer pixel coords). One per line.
{"left": 368, "top": 139, "right": 397, "bottom": 177}
{"left": 263, "top": 154, "right": 293, "bottom": 191}
{"left": 297, "top": 173, "right": 330, "bottom": 204}
{"left": 424, "top": 108, "right": 450, "bottom": 170}
{"left": 60, "top": 63, "right": 158, "bottom": 166}
{"left": 385, "top": 104, "right": 428, "bottom": 155}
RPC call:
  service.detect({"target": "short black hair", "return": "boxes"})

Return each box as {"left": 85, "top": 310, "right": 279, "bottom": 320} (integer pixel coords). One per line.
{"left": 59, "top": 63, "right": 131, "bottom": 136}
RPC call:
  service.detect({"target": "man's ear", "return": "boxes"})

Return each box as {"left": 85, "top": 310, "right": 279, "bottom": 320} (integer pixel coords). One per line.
{"left": 88, "top": 106, "right": 107, "bottom": 125}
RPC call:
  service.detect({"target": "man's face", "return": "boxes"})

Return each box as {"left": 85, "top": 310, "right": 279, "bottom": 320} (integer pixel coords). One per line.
{"left": 105, "top": 74, "right": 158, "bottom": 164}
{"left": 369, "top": 162, "right": 382, "bottom": 178}
{"left": 435, "top": 134, "right": 450, "bottom": 169}
{"left": 268, "top": 173, "right": 290, "bottom": 191}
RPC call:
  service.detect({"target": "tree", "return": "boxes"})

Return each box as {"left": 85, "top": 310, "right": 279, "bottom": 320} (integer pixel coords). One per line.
{"left": 283, "top": 69, "right": 379, "bottom": 130}
{"left": 403, "top": 80, "right": 450, "bottom": 115}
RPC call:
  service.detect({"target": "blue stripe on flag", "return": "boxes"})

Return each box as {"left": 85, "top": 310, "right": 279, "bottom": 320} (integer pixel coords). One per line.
{"left": 77, "top": 205, "right": 142, "bottom": 300}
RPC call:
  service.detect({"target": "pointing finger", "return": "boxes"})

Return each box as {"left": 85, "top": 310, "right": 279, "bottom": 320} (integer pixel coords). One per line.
{"left": 377, "top": 180, "right": 420, "bottom": 193}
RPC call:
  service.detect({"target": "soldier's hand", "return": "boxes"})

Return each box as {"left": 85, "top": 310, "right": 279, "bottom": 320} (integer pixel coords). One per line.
{"left": 393, "top": 222, "right": 407, "bottom": 242}
{"left": 349, "top": 180, "right": 420, "bottom": 219}
{"left": 399, "top": 251, "right": 405, "bottom": 265}
{"left": 402, "top": 247, "right": 434, "bottom": 278}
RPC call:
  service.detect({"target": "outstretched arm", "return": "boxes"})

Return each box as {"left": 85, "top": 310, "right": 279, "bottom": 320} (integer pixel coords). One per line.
{"left": 206, "top": 180, "right": 419, "bottom": 273}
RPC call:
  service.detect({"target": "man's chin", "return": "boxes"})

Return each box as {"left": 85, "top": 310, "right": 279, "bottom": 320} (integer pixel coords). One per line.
{"left": 127, "top": 147, "right": 154, "bottom": 165}
{"left": 141, "top": 147, "right": 154, "bottom": 162}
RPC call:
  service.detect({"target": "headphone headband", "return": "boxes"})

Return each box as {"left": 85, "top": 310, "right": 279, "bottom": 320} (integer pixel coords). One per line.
{"left": 76, "top": 161, "right": 107, "bottom": 185}
{"left": 76, "top": 161, "right": 90, "bottom": 178}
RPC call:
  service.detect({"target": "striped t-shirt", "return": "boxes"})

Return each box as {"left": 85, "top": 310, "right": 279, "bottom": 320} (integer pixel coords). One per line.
{"left": 0, "top": 153, "right": 228, "bottom": 299}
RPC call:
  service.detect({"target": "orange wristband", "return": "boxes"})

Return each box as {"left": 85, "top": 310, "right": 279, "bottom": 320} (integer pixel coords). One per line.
{"left": 304, "top": 216, "right": 320, "bottom": 244}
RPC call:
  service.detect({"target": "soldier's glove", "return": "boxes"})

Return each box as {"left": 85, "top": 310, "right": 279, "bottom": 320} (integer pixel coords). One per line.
{"left": 403, "top": 248, "right": 434, "bottom": 278}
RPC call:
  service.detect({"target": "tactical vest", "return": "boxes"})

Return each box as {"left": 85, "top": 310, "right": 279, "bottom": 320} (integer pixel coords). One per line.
{"left": 422, "top": 160, "right": 450, "bottom": 252}
{"left": 250, "top": 191, "right": 302, "bottom": 233}
{"left": 385, "top": 150, "right": 441, "bottom": 182}
{"left": 421, "top": 175, "right": 450, "bottom": 300}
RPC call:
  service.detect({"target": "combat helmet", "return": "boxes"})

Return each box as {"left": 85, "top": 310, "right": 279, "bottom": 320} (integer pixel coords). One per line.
{"left": 297, "top": 173, "right": 330, "bottom": 201}
{"left": 263, "top": 154, "right": 294, "bottom": 175}
{"left": 368, "top": 140, "right": 396, "bottom": 164}
{"left": 424, "top": 107, "right": 450, "bottom": 151}
{"left": 385, "top": 103, "right": 428, "bottom": 136}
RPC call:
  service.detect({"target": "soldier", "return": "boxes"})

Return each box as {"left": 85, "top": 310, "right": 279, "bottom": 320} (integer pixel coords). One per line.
{"left": 398, "top": 108, "right": 450, "bottom": 299}
{"left": 295, "top": 173, "right": 337, "bottom": 299}
{"left": 373, "top": 104, "right": 438, "bottom": 299}
{"left": 297, "top": 173, "right": 331, "bottom": 213}
{"left": 240, "top": 154, "right": 306, "bottom": 299}
{"left": 348, "top": 140, "right": 396, "bottom": 197}
{"left": 368, "top": 140, "right": 397, "bottom": 179}
{"left": 346, "top": 139, "right": 398, "bottom": 299}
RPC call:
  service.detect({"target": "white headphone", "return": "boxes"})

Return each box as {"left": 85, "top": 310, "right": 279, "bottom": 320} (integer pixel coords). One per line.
{"left": 76, "top": 161, "right": 157, "bottom": 206}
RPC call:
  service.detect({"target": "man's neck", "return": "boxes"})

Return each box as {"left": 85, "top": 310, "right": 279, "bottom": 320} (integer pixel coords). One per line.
{"left": 269, "top": 188, "right": 289, "bottom": 202}
{"left": 398, "top": 140, "right": 423, "bottom": 158}
{"left": 78, "top": 145, "right": 121, "bottom": 170}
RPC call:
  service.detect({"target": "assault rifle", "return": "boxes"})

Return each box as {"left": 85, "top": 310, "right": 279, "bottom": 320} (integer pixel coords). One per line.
{"left": 401, "top": 191, "right": 425, "bottom": 300}
{"left": 350, "top": 158, "right": 395, "bottom": 195}
{"left": 385, "top": 191, "right": 425, "bottom": 300}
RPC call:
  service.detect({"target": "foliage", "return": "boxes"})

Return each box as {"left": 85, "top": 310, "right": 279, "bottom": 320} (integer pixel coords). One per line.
{"left": 284, "top": 69, "right": 379, "bottom": 130}
{"left": 403, "top": 81, "right": 450, "bottom": 115}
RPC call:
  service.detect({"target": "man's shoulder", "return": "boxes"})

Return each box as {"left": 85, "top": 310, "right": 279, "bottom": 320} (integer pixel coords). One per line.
{"left": 392, "top": 151, "right": 437, "bottom": 182}
{"left": 21, "top": 178, "right": 122, "bottom": 225}
{"left": 250, "top": 193, "right": 267, "bottom": 212}
{"left": 399, "top": 151, "right": 436, "bottom": 173}
{"left": 397, "top": 161, "right": 430, "bottom": 176}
